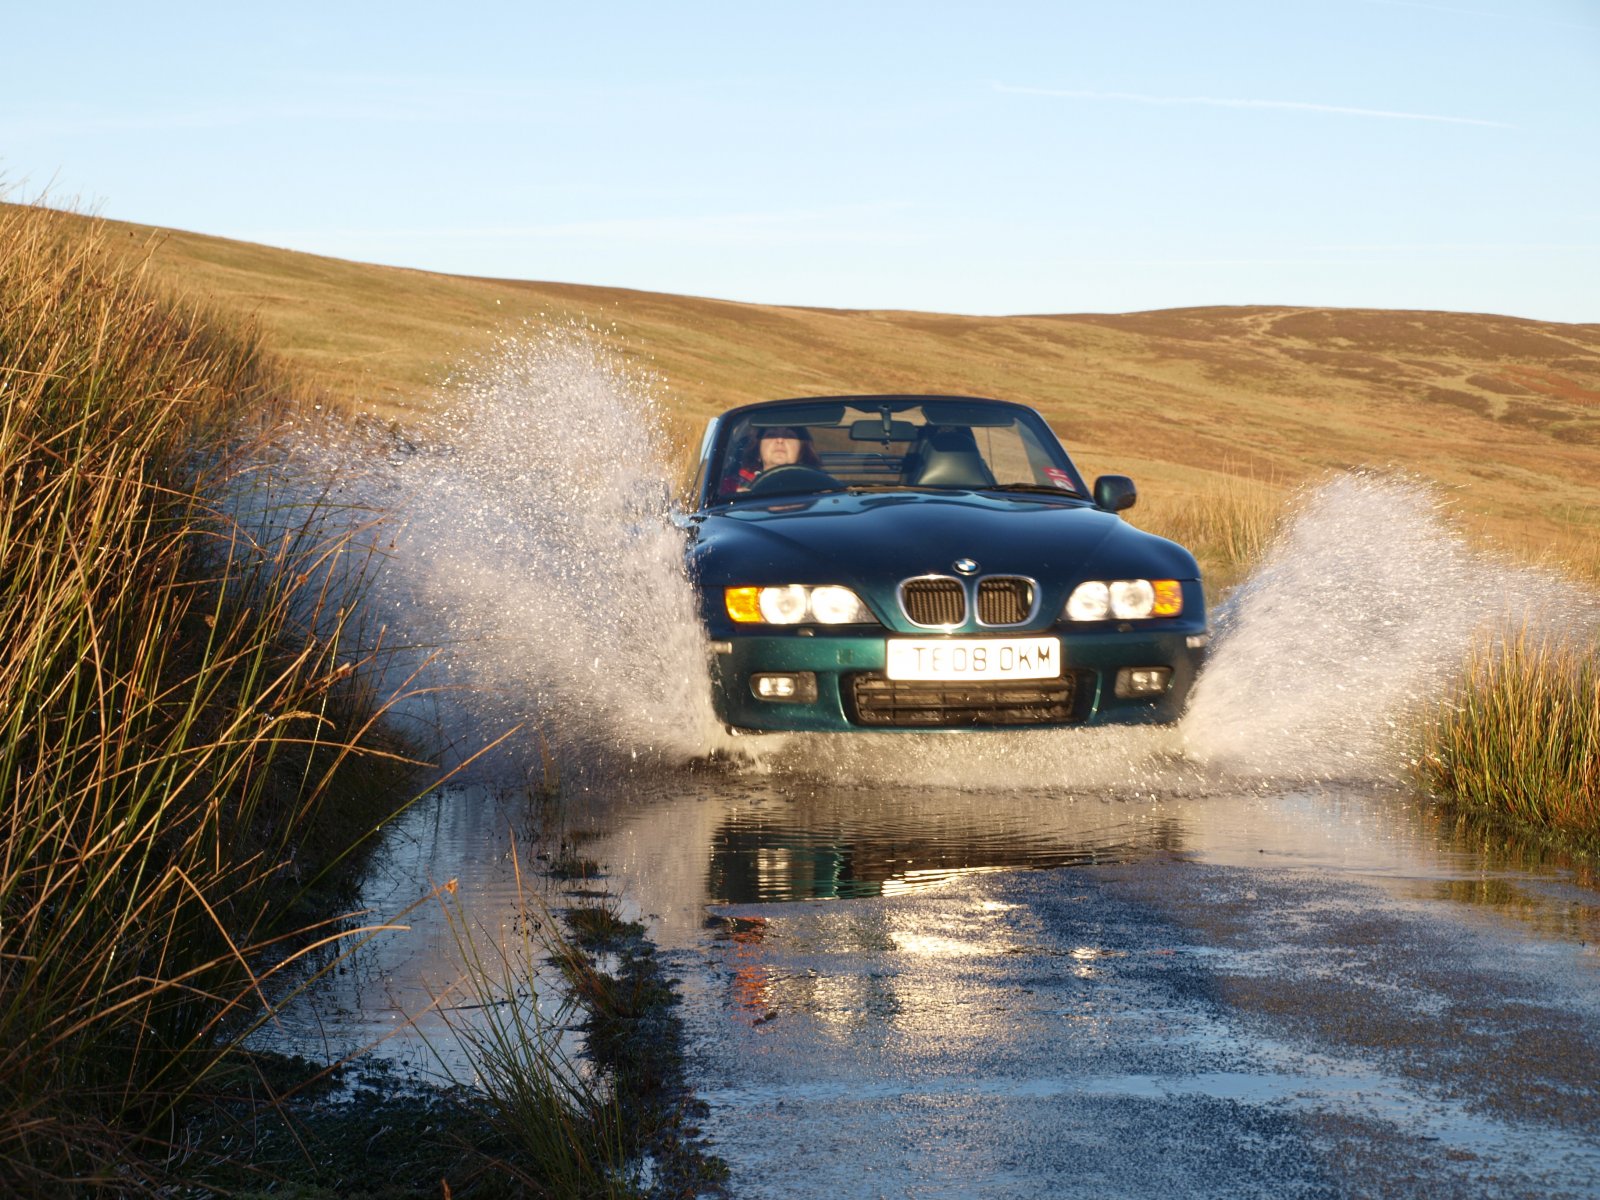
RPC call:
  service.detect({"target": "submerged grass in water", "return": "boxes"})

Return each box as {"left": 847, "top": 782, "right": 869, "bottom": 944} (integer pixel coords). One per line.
{"left": 430, "top": 864, "right": 637, "bottom": 1199}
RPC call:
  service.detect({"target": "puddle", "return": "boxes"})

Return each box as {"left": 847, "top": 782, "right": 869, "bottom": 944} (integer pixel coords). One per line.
{"left": 563, "top": 771, "right": 1600, "bottom": 944}
{"left": 254, "top": 786, "right": 582, "bottom": 1080}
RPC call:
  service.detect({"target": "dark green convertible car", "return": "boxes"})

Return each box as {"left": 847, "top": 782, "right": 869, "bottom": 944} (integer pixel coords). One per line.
{"left": 680, "top": 395, "right": 1208, "bottom": 732}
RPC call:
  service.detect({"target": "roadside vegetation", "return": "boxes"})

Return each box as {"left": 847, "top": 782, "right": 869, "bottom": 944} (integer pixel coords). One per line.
{"left": 1414, "top": 632, "right": 1600, "bottom": 854}
{"left": 0, "top": 204, "right": 688, "bottom": 1196}
{"left": 0, "top": 199, "right": 399, "bottom": 1192}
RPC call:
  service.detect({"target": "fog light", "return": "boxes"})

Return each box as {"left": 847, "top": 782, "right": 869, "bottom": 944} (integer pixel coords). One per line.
{"left": 751, "top": 672, "right": 818, "bottom": 703}
{"left": 1114, "top": 666, "right": 1172, "bottom": 698}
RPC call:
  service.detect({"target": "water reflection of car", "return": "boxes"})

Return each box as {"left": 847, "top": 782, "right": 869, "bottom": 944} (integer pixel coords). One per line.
{"left": 679, "top": 395, "right": 1208, "bottom": 732}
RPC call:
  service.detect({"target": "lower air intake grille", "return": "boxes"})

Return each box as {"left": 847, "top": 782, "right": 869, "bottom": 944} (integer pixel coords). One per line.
{"left": 977, "top": 577, "right": 1033, "bottom": 625}
{"left": 900, "top": 577, "right": 965, "bottom": 626}
{"left": 848, "top": 672, "right": 1087, "bottom": 728}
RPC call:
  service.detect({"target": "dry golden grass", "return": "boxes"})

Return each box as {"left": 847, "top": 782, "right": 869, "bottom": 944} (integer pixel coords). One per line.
{"left": 22, "top": 202, "right": 1597, "bottom": 581}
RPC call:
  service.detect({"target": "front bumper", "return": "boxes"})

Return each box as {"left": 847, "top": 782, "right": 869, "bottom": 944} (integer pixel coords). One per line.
{"left": 707, "top": 624, "right": 1206, "bottom": 732}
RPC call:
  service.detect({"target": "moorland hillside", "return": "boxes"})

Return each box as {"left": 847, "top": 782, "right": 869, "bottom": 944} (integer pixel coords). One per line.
{"left": 38, "top": 205, "right": 1598, "bottom": 570}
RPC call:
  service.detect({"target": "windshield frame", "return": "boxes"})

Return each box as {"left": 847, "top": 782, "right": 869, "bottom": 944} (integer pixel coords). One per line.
{"left": 694, "top": 394, "right": 1088, "bottom": 510}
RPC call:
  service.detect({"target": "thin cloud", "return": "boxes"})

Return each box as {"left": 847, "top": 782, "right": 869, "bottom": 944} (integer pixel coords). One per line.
{"left": 994, "top": 83, "right": 1513, "bottom": 128}
{"left": 1307, "top": 241, "right": 1600, "bottom": 253}
{"left": 1357, "top": 0, "right": 1599, "bottom": 33}
{"left": 4, "top": 98, "right": 448, "bottom": 137}
{"left": 243, "top": 204, "right": 926, "bottom": 249}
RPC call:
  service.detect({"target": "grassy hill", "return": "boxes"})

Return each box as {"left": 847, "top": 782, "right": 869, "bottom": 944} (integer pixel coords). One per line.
{"left": 45, "top": 205, "right": 1600, "bottom": 577}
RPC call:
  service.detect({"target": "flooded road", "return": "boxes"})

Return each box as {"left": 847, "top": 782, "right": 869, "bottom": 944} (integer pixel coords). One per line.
{"left": 287, "top": 768, "right": 1600, "bottom": 1198}
{"left": 605, "top": 774, "right": 1600, "bottom": 1199}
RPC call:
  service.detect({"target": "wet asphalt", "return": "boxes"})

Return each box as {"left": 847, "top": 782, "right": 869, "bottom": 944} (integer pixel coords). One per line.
{"left": 666, "top": 853, "right": 1600, "bottom": 1199}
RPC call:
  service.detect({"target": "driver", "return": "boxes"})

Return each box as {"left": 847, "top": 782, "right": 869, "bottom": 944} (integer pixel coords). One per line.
{"left": 729, "top": 425, "right": 822, "bottom": 492}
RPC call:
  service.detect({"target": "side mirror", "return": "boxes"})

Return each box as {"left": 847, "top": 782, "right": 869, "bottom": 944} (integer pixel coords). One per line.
{"left": 1093, "top": 474, "right": 1137, "bottom": 513}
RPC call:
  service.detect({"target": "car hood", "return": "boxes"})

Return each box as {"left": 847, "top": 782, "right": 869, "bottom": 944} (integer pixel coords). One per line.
{"left": 687, "top": 490, "right": 1199, "bottom": 587}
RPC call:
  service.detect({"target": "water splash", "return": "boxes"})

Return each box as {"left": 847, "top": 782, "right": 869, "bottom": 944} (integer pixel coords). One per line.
{"left": 749, "top": 474, "right": 1585, "bottom": 794}
{"left": 1180, "top": 472, "right": 1580, "bottom": 780}
{"left": 263, "top": 324, "right": 728, "bottom": 775}
{"left": 405, "top": 327, "right": 724, "bottom": 760}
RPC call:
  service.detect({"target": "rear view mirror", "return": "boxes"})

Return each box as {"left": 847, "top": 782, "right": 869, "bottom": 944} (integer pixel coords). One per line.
{"left": 849, "top": 418, "right": 918, "bottom": 442}
{"left": 1093, "top": 474, "right": 1137, "bottom": 513}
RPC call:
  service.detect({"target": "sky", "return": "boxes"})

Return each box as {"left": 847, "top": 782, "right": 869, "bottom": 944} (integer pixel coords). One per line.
{"left": 6, "top": 0, "right": 1599, "bottom": 322}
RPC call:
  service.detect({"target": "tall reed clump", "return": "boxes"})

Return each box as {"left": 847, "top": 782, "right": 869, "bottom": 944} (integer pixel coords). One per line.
{"left": 0, "top": 203, "right": 409, "bottom": 1193}
{"left": 1413, "top": 631, "right": 1600, "bottom": 845}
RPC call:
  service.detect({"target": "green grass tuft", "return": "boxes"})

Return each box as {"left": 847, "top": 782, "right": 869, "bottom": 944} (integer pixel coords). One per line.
{"left": 1413, "top": 631, "right": 1600, "bottom": 846}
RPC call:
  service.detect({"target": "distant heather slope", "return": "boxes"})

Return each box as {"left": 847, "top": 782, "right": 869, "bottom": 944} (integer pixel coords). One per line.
{"left": 35, "top": 205, "right": 1597, "bottom": 570}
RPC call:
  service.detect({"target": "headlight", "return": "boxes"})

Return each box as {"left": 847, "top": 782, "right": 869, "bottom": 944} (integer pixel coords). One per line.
{"left": 809, "top": 585, "right": 872, "bottom": 624}
{"left": 1064, "top": 579, "right": 1182, "bottom": 621}
{"left": 758, "top": 584, "right": 810, "bottom": 624}
{"left": 1110, "top": 579, "right": 1154, "bottom": 618}
{"left": 724, "top": 585, "right": 875, "bottom": 625}
{"left": 1065, "top": 580, "right": 1110, "bottom": 621}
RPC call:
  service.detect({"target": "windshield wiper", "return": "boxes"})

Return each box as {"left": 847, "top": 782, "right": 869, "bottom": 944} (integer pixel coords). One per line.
{"left": 986, "top": 483, "right": 1085, "bottom": 499}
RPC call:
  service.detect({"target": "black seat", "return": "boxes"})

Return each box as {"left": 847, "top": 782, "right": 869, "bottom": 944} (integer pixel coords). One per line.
{"left": 909, "top": 427, "right": 996, "bottom": 488}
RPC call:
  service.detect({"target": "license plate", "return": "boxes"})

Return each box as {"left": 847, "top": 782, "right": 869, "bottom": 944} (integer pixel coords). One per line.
{"left": 885, "top": 637, "right": 1061, "bottom": 682}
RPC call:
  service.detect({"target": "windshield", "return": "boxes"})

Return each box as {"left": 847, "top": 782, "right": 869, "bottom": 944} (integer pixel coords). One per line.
{"left": 710, "top": 399, "right": 1086, "bottom": 502}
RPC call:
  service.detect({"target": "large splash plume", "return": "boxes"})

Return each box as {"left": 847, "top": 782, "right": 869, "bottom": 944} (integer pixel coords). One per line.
{"left": 1179, "top": 472, "right": 1580, "bottom": 779}
{"left": 268, "top": 323, "right": 727, "bottom": 776}
{"left": 397, "top": 324, "right": 728, "bottom": 765}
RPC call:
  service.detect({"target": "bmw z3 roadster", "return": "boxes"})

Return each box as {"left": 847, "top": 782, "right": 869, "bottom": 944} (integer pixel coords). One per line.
{"left": 679, "top": 395, "right": 1207, "bottom": 732}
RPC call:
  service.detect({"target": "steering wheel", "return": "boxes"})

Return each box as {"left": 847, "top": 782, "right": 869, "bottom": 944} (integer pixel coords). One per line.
{"left": 746, "top": 464, "right": 838, "bottom": 495}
